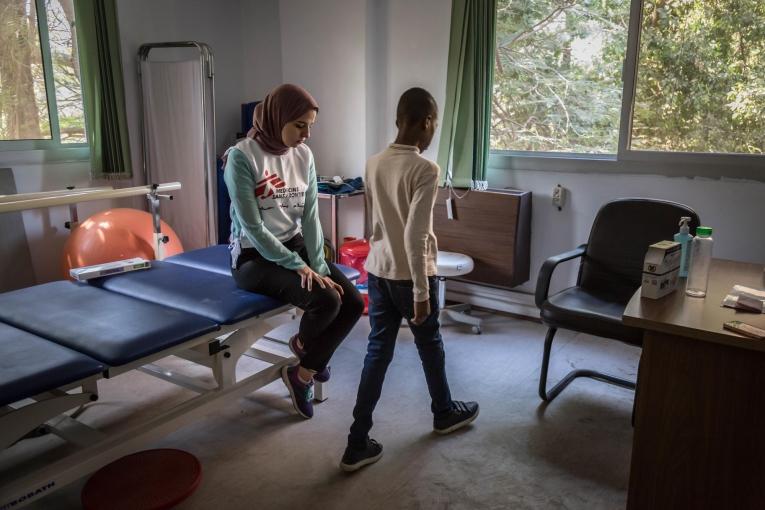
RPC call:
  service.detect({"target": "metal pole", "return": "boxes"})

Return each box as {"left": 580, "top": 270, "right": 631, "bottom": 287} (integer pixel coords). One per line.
{"left": 0, "top": 182, "right": 181, "bottom": 214}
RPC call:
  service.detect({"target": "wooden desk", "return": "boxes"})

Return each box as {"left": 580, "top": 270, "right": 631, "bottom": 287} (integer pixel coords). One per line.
{"left": 433, "top": 188, "right": 531, "bottom": 288}
{"left": 624, "top": 259, "right": 765, "bottom": 510}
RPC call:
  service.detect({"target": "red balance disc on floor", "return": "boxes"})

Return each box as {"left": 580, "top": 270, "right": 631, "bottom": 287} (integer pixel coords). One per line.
{"left": 81, "top": 449, "right": 202, "bottom": 510}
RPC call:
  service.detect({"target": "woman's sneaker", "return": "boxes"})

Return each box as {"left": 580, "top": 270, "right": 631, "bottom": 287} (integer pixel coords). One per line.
{"left": 281, "top": 365, "right": 314, "bottom": 419}
{"left": 433, "top": 401, "right": 479, "bottom": 434}
{"left": 340, "top": 438, "right": 383, "bottom": 472}
{"left": 288, "top": 335, "right": 331, "bottom": 383}
{"left": 313, "top": 366, "right": 331, "bottom": 383}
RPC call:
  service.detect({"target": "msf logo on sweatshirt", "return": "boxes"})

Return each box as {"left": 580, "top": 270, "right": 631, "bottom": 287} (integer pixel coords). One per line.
{"left": 255, "top": 169, "right": 286, "bottom": 199}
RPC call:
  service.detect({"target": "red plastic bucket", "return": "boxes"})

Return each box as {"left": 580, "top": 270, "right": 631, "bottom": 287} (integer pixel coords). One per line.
{"left": 339, "top": 237, "right": 370, "bottom": 313}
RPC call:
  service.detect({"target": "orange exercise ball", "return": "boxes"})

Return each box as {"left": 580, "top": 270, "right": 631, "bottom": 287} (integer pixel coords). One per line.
{"left": 62, "top": 208, "right": 184, "bottom": 278}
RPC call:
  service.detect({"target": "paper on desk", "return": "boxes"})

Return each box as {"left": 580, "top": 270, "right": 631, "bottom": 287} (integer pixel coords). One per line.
{"left": 722, "top": 285, "right": 765, "bottom": 313}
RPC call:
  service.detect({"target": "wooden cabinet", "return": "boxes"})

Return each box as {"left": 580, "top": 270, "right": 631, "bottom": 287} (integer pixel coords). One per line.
{"left": 433, "top": 188, "right": 531, "bottom": 288}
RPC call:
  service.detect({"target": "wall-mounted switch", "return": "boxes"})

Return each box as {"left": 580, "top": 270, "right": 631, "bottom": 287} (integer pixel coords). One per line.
{"left": 552, "top": 184, "right": 566, "bottom": 211}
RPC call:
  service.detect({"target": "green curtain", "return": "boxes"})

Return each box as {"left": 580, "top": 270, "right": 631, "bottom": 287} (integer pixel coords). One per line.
{"left": 437, "top": 0, "right": 496, "bottom": 189}
{"left": 74, "top": 0, "right": 132, "bottom": 179}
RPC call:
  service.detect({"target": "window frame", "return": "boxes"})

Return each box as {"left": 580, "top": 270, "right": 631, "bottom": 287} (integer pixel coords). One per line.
{"left": 489, "top": 0, "right": 765, "bottom": 183}
{"left": 0, "top": 0, "right": 89, "bottom": 158}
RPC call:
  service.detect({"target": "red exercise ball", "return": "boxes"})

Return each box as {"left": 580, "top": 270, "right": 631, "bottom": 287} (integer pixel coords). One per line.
{"left": 62, "top": 208, "right": 184, "bottom": 279}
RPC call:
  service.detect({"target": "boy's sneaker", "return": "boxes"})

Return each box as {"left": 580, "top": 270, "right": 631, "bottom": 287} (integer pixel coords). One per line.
{"left": 340, "top": 438, "right": 383, "bottom": 472}
{"left": 281, "top": 365, "right": 314, "bottom": 419}
{"left": 288, "top": 335, "right": 331, "bottom": 383}
{"left": 433, "top": 401, "right": 479, "bottom": 435}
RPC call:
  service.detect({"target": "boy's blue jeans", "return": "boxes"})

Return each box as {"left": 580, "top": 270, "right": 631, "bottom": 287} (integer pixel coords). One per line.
{"left": 348, "top": 273, "right": 453, "bottom": 449}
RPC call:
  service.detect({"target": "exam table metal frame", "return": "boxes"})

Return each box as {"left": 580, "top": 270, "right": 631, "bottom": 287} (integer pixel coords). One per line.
{"left": 0, "top": 297, "right": 300, "bottom": 509}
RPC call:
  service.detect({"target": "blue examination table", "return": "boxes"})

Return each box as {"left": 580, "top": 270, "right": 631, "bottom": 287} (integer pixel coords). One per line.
{"left": 0, "top": 246, "right": 359, "bottom": 508}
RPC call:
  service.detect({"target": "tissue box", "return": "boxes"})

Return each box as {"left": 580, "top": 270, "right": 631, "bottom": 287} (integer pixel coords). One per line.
{"left": 643, "top": 240, "right": 681, "bottom": 274}
{"left": 641, "top": 241, "right": 680, "bottom": 299}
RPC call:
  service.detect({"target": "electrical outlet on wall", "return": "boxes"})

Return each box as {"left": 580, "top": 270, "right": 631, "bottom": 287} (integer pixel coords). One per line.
{"left": 552, "top": 184, "right": 566, "bottom": 211}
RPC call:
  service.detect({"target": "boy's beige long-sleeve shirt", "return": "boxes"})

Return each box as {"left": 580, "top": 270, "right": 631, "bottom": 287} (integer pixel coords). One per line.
{"left": 364, "top": 144, "right": 439, "bottom": 302}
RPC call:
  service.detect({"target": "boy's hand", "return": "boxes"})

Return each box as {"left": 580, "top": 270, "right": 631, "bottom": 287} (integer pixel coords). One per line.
{"left": 412, "top": 298, "right": 431, "bottom": 325}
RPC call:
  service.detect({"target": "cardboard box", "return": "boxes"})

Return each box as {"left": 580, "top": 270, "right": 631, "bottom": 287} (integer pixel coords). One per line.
{"left": 641, "top": 241, "right": 681, "bottom": 299}
{"left": 643, "top": 240, "right": 681, "bottom": 274}
{"left": 641, "top": 267, "right": 680, "bottom": 299}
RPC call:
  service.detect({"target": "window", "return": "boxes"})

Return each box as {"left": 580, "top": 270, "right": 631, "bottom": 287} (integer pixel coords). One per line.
{"left": 0, "top": 0, "right": 86, "bottom": 150}
{"left": 631, "top": 1, "right": 765, "bottom": 154}
{"left": 493, "top": 0, "right": 630, "bottom": 153}
{"left": 491, "top": 0, "right": 765, "bottom": 172}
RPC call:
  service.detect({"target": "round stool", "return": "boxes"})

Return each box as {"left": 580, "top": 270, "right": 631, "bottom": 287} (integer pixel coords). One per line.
{"left": 436, "top": 251, "right": 482, "bottom": 334}
{"left": 81, "top": 449, "right": 202, "bottom": 510}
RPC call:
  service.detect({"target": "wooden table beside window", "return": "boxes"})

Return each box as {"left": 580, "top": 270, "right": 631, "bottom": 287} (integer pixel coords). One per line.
{"left": 623, "top": 259, "right": 765, "bottom": 510}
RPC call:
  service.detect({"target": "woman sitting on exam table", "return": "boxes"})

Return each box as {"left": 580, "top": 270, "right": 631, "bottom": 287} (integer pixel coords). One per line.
{"left": 224, "top": 84, "right": 364, "bottom": 419}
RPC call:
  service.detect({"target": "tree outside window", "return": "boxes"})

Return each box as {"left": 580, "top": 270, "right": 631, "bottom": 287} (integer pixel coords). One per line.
{"left": 0, "top": 0, "right": 86, "bottom": 147}
{"left": 632, "top": 0, "right": 765, "bottom": 154}
{"left": 492, "top": 0, "right": 765, "bottom": 156}
{"left": 493, "top": 0, "right": 629, "bottom": 153}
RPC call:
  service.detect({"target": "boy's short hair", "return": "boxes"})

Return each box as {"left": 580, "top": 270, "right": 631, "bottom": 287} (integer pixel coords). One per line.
{"left": 396, "top": 87, "right": 438, "bottom": 125}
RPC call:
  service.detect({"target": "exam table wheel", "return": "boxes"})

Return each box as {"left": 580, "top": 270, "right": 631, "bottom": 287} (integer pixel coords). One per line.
{"left": 472, "top": 326, "right": 482, "bottom": 335}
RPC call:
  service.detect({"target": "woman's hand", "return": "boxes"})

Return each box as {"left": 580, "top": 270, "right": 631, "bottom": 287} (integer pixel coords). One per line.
{"left": 321, "top": 275, "right": 344, "bottom": 296}
{"left": 296, "top": 267, "right": 344, "bottom": 296}
{"left": 297, "top": 266, "right": 326, "bottom": 291}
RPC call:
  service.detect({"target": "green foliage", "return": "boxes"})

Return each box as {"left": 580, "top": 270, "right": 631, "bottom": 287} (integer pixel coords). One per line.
{"left": 492, "top": 0, "right": 765, "bottom": 154}
{"left": 493, "top": 0, "right": 629, "bottom": 153}
{"left": 0, "top": 0, "right": 49, "bottom": 140}
{"left": 0, "top": 0, "right": 83, "bottom": 143}
{"left": 633, "top": 0, "right": 765, "bottom": 153}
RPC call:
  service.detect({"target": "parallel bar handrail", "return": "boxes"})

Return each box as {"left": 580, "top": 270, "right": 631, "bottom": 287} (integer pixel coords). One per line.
{"left": 0, "top": 182, "right": 182, "bottom": 214}
{"left": 0, "top": 186, "right": 114, "bottom": 204}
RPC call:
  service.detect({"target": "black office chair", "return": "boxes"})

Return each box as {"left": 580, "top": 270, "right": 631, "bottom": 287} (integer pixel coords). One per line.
{"left": 535, "top": 198, "right": 700, "bottom": 402}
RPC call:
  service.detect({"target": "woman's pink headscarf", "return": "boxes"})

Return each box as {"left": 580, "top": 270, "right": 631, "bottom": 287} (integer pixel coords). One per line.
{"left": 250, "top": 84, "right": 319, "bottom": 155}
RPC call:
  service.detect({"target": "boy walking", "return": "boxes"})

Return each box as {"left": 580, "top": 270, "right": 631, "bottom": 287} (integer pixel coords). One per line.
{"left": 340, "top": 88, "right": 479, "bottom": 472}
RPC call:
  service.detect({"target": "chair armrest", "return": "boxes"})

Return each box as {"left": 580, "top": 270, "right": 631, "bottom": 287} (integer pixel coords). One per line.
{"left": 534, "top": 244, "right": 587, "bottom": 309}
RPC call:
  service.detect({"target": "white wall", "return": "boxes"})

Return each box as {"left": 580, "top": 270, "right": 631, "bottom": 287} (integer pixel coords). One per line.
{"left": 490, "top": 169, "right": 765, "bottom": 297}
{"left": 276, "top": 0, "right": 451, "bottom": 242}
{"left": 117, "top": 0, "right": 282, "bottom": 174}
{"left": 241, "top": 0, "right": 283, "bottom": 102}
{"left": 378, "top": 0, "right": 452, "bottom": 157}
{"left": 279, "top": 0, "right": 367, "bottom": 177}
{"left": 1, "top": 0, "right": 284, "bottom": 285}
{"left": 10, "top": 162, "right": 118, "bottom": 284}
{"left": 278, "top": 0, "right": 368, "bottom": 241}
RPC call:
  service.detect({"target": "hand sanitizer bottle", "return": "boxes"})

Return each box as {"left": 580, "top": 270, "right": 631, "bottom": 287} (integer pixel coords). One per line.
{"left": 686, "top": 226, "right": 713, "bottom": 298}
{"left": 674, "top": 217, "right": 693, "bottom": 278}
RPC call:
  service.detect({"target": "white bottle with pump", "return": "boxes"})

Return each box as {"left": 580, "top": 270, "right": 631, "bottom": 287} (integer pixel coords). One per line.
{"left": 674, "top": 217, "right": 693, "bottom": 278}
{"left": 685, "top": 226, "right": 714, "bottom": 298}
